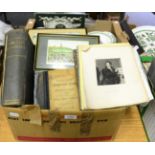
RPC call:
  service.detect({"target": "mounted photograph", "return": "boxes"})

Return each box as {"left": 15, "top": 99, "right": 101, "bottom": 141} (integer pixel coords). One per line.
{"left": 96, "top": 58, "right": 125, "bottom": 85}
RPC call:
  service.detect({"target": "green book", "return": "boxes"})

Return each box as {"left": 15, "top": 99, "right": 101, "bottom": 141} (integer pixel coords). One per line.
{"left": 1, "top": 29, "right": 34, "bottom": 106}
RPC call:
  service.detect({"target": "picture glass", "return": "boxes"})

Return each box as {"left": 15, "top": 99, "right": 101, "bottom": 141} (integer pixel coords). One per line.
{"left": 36, "top": 34, "right": 99, "bottom": 70}
{"left": 47, "top": 40, "right": 89, "bottom": 67}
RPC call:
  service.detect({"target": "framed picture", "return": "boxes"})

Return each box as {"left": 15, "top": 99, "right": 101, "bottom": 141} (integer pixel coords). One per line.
{"left": 28, "top": 28, "right": 86, "bottom": 45}
{"left": 34, "top": 13, "right": 85, "bottom": 28}
{"left": 35, "top": 34, "right": 99, "bottom": 70}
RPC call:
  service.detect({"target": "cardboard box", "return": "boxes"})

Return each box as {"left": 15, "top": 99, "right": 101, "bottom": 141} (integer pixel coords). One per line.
{"left": 87, "top": 20, "right": 128, "bottom": 43}
{"left": 2, "top": 20, "right": 128, "bottom": 141}
{"left": 3, "top": 106, "right": 125, "bottom": 141}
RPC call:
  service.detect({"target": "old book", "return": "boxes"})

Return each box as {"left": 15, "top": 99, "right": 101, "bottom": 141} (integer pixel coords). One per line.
{"left": 0, "top": 47, "right": 4, "bottom": 85}
{"left": 1, "top": 29, "right": 34, "bottom": 106}
{"left": 48, "top": 69, "right": 80, "bottom": 112}
{"left": 78, "top": 43, "right": 153, "bottom": 110}
{"left": 34, "top": 71, "right": 49, "bottom": 109}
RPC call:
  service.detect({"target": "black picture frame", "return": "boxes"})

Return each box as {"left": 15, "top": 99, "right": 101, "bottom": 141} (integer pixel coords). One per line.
{"left": 34, "top": 13, "right": 86, "bottom": 29}
{"left": 35, "top": 34, "right": 99, "bottom": 70}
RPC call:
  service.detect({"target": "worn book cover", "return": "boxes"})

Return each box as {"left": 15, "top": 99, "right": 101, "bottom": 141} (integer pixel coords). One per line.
{"left": 48, "top": 69, "right": 80, "bottom": 112}
{"left": 78, "top": 43, "right": 153, "bottom": 110}
{"left": 1, "top": 29, "right": 34, "bottom": 106}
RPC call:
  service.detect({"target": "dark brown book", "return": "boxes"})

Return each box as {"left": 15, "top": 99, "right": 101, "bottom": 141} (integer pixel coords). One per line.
{"left": 1, "top": 29, "right": 34, "bottom": 106}
{"left": 0, "top": 46, "right": 4, "bottom": 85}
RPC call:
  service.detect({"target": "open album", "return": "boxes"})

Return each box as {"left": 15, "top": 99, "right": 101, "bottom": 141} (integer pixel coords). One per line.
{"left": 78, "top": 43, "right": 153, "bottom": 110}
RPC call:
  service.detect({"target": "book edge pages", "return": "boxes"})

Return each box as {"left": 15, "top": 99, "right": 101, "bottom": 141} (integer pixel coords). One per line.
{"left": 133, "top": 47, "right": 153, "bottom": 101}
{"left": 78, "top": 45, "right": 90, "bottom": 110}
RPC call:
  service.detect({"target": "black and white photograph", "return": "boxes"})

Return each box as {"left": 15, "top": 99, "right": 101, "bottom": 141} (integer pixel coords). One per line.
{"left": 96, "top": 58, "right": 125, "bottom": 85}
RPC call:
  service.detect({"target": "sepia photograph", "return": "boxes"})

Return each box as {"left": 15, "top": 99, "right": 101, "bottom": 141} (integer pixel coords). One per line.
{"left": 96, "top": 58, "right": 125, "bottom": 85}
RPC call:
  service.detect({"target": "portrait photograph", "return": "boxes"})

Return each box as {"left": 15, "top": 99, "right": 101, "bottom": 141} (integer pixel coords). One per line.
{"left": 96, "top": 58, "right": 125, "bottom": 85}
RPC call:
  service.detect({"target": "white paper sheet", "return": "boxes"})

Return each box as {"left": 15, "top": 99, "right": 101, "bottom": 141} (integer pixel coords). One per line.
{"left": 79, "top": 43, "right": 152, "bottom": 109}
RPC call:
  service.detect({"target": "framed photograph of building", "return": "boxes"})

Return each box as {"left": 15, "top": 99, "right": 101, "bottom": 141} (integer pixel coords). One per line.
{"left": 34, "top": 13, "right": 86, "bottom": 28}
{"left": 35, "top": 34, "right": 99, "bottom": 70}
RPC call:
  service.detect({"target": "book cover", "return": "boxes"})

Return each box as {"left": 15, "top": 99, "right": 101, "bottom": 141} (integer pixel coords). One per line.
{"left": 48, "top": 69, "right": 80, "bottom": 112}
{"left": 1, "top": 29, "right": 34, "bottom": 106}
{"left": 34, "top": 71, "right": 49, "bottom": 109}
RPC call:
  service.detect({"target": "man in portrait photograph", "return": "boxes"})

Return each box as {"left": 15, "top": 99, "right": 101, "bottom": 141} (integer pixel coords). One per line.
{"left": 96, "top": 59, "right": 124, "bottom": 86}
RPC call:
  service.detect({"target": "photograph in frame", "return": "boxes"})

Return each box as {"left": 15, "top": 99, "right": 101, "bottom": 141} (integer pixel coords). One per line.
{"left": 34, "top": 13, "right": 85, "bottom": 29}
{"left": 35, "top": 34, "right": 99, "bottom": 70}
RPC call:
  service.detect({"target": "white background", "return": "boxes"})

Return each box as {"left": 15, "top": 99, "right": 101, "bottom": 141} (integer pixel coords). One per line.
{"left": 0, "top": 0, "right": 155, "bottom": 12}
{"left": 0, "top": 0, "right": 155, "bottom": 154}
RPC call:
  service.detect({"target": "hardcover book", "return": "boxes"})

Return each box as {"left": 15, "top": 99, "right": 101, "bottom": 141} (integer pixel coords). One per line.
{"left": 48, "top": 69, "right": 80, "bottom": 112}
{"left": 34, "top": 71, "right": 49, "bottom": 109}
{"left": 1, "top": 29, "right": 34, "bottom": 106}
{"left": 78, "top": 43, "right": 153, "bottom": 110}
{"left": 0, "top": 47, "right": 4, "bottom": 84}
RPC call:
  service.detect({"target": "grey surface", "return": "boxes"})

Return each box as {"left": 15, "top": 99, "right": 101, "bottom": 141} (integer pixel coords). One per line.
{"left": 143, "top": 101, "right": 155, "bottom": 142}
{"left": 0, "top": 12, "right": 34, "bottom": 27}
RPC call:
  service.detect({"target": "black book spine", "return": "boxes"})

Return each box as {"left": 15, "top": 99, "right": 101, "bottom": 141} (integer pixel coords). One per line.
{"left": 2, "top": 29, "right": 34, "bottom": 106}
{"left": 35, "top": 71, "right": 49, "bottom": 109}
{"left": 120, "top": 20, "right": 144, "bottom": 55}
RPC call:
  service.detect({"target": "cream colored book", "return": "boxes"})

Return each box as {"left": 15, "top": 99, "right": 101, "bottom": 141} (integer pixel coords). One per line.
{"left": 28, "top": 28, "right": 86, "bottom": 45}
{"left": 48, "top": 69, "right": 80, "bottom": 112}
{"left": 78, "top": 43, "right": 153, "bottom": 110}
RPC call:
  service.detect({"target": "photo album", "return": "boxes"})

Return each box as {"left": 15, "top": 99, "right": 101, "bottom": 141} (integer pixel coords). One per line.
{"left": 78, "top": 43, "right": 153, "bottom": 109}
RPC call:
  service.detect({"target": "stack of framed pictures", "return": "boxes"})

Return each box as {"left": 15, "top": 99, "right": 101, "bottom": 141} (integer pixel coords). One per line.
{"left": 33, "top": 29, "right": 99, "bottom": 110}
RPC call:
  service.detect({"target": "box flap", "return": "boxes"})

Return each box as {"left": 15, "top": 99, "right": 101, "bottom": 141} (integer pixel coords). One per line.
{"left": 87, "top": 20, "right": 112, "bottom": 32}
{"left": 21, "top": 105, "right": 42, "bottom": 126}
{"left": 112, "top": 21, "right": 128, "bottom": 42}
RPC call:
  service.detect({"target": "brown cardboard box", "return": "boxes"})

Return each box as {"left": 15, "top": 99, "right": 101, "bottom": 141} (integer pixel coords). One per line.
{"left": 3, "top": 106, "right": 125, "bottom": 141}
{"left": 2, "top": 20, "right": 128, "bottom": 141}
{"left": 87, "top": 20, "right": 128, "bottom": 42}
